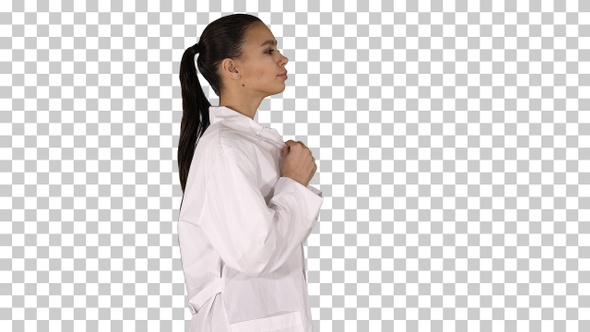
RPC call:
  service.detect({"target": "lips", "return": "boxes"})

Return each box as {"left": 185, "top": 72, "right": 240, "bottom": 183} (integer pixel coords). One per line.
{"left": 277, "top": 72, "right": 287, "bottom": 80}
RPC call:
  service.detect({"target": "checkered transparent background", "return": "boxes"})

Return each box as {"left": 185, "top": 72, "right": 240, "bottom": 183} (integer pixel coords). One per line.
{"left": 2, "top": 0, "right": 589, "bottom": 331}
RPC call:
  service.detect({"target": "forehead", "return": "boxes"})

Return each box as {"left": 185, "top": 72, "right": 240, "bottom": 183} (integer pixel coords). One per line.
{"left": 243, "top": 23, "right": 276, "bottom": 47}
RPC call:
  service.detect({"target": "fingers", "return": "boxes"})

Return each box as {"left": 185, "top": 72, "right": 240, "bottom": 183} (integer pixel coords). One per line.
{"left": 284, "top": 140, "right": 317, "bottom": 165}
{"left": 284, "top": 140, "right": 308, "bottom": 150}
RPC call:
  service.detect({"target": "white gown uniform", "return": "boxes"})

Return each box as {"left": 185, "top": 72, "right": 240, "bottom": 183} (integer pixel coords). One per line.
{"left": 178, "top": 106, "right": 324, "bottom": 332}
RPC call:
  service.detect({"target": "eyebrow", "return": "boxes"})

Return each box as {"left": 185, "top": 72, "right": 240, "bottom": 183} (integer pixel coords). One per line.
{"left": 260, "top": 39, "right": 277, "bottom": 47}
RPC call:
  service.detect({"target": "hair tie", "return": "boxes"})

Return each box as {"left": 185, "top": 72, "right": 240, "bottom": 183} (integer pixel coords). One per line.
{"left": 192, "top": 43, "right": 200, "bottom": 54}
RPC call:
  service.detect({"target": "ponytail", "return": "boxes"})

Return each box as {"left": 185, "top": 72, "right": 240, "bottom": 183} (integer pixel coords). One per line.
{"left": 178, "top": 43, "right": 211, "bottom": 194}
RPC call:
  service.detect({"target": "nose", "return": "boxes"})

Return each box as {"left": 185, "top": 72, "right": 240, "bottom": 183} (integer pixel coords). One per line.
{"left": 279, "top": 53, "right": 288, "bottom": 66}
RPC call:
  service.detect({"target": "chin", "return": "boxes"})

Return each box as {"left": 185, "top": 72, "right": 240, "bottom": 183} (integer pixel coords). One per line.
{"left": 270, "top": 86, "right": 286, "bottom": 96}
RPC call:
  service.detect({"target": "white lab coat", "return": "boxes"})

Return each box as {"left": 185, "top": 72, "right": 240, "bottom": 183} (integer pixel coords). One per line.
{"left": 178, "top": 106, "right": 324, "bottom": 332}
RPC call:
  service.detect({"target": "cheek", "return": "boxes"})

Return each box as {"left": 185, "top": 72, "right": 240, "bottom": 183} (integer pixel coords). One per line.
{"left": 246, "top": 69, "right": 271, "bottom": 83}
{"left": 245, "top": 60, "right": 274, "bottom": 79}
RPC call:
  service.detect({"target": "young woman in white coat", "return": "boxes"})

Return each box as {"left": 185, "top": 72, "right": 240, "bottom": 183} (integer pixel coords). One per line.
{"left": 177, "top": 14, "right": 324, "bottom": 332}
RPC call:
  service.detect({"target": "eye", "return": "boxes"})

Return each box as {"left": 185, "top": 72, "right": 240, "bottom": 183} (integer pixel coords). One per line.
{"left": 267, "top": 48, "right": 275, "bottom": 54}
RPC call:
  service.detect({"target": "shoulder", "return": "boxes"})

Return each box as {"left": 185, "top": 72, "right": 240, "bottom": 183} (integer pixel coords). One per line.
{"left": 218, "top": 123, "right": 259, "bottom": 156}
{"left": 196, "top": 123, "right": 255, "bottom": 170}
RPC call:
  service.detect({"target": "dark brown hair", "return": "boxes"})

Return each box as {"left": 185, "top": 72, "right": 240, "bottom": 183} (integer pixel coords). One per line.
{"left": 178, "top": 14, "right": 263, "bottom": 194}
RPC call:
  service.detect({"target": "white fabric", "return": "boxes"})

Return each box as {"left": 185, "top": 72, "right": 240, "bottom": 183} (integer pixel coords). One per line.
{"left": 178, "top": 106, "right": 324, "bottom": 332}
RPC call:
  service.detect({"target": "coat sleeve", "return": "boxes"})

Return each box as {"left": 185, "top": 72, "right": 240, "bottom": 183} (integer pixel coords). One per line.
{"left": 197, "top": 146, "right": 323, "bottom": 278}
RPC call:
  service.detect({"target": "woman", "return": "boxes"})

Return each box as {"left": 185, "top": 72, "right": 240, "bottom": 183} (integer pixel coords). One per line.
{"left": 177, "top": 14, "right": 324, "bottom": 332}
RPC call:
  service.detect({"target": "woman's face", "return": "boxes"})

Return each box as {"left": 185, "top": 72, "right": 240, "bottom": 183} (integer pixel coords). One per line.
{"left": 234, "top": 22, "right": 289, "bottom": 98}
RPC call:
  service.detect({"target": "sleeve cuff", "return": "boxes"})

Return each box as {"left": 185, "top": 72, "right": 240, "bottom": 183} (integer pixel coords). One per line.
{"left": 306, "top": 184, "right": 323, "bottom": 197}
{"left": 275, "top": 177, "right": 324, "bottom": 222}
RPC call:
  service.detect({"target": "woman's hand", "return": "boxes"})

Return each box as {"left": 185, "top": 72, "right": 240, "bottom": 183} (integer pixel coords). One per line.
{"left": 280, "top": 140, "right": 317, "bottom": 187}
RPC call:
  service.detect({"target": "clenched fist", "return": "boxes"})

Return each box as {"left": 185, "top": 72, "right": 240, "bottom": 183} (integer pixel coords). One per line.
{"left": 280, "top": 140, "right": 317, "bottom": 187}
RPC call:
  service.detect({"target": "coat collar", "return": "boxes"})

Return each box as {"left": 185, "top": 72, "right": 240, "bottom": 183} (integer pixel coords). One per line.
{"left": 209, "top": 106, "right": 284, "bottom": 147}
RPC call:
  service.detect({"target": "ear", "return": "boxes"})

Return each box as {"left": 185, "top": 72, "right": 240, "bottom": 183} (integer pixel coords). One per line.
{"left": 220, "top": 58, "right": 241, "bottom": 80}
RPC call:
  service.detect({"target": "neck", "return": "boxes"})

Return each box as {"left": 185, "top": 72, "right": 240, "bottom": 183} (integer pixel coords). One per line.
{"left": 219, "top": 91, "right": 264, "bottom": 120}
